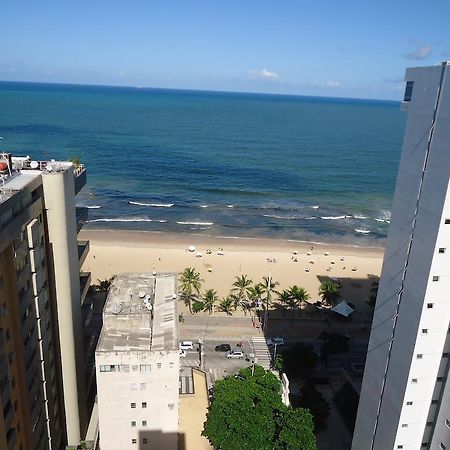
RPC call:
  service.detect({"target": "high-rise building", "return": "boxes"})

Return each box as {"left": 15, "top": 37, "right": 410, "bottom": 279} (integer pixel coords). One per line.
{"left": 0, "top": 154, "right": 90, "bottom": 449}
{"left": 352, "top": 62, "right": 450, "bottom": 449}
{"left": 95, "top": 273, "right": 179, "bottom": 450}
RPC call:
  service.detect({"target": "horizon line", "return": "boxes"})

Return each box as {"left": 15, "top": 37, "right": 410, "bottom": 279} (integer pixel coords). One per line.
{"left": 0, "top": 78, "right": 400, "bottom": 103}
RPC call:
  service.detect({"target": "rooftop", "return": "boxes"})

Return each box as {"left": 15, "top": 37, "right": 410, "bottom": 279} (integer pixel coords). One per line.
{"left": 97, "top": 273, "right": 178, "bottom": 353}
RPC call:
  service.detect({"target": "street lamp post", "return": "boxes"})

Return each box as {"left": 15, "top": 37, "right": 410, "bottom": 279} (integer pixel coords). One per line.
{"left": 246, "top": 339, "right": 256, "bottom": 376}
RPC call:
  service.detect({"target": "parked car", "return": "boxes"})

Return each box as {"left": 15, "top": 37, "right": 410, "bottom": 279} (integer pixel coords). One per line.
{"left": 179, "top": 349, "right": 187, "bottom": 358}
{"left": 234, "top": 373, "right": 246, "bottom": 381}
{"left": 215, "top": 343, "right": 231, "bottom": 352}
{"left": 179, "top": 341, "right": 194, "bottom": 351}
{"left": 226, "top": 351, "right": 244, "bottom": 359}
{"left": 266, "top": 337, "right": 285, "bottom": 346}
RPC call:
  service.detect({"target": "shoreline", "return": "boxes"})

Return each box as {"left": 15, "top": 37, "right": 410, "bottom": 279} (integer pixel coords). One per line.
{"left": 80, "top": 228, "right": 385, "bottom": 257}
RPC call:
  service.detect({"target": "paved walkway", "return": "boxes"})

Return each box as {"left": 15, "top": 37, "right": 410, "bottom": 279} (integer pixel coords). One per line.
{"left": 178, "top": 369, "right": 213, "bottom": 450}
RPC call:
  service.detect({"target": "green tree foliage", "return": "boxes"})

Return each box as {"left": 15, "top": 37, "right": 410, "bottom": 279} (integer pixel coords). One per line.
{"left": 202, "top": 289, "right": 219, "bottom": 314}
{"left": 281, "top": 343, "right": 317, "bottom": 378}
{"left": 203, "top": 365, "right": 316, "bottom": 450}
{"left": 179, "top": 267, "right": 203, "bottom": 313}
{"left": 192, "top": 301, "right": 205, "bottom": 313}
{"left": 231, "top": 275, "right": 253, "bottom": 315}
{"left": 219, "top": 296, "right": 234, "bottom": 315}
{"left": 318, "top": 280, "right": 341, "bottom": 306}
{"left": 260, "top": 276, "right": 280, "bottom": 308}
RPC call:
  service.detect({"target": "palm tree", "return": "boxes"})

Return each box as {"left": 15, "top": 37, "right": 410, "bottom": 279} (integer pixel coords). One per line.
{"left": 203, "top": 289, "right": 219, "bottom": 314}
{"left": 278, "top": 289, "right": 292, "bottom": 317}
{"left": 179, "top": 267, "right": 203, "bottom": 313}
{"left": 260, "top": 276, "right": 280, "bottom": 309}
{"left": 231, "top": 275, "right": 253, "bottom": 315}
{"left": 219, "top": 296, "right": 234, "bottom": 316}
{"left": 318, "top": 281, "right": 341, "bottom": 306}
{"left": 248, "top": 283, "right": 265, "bottom": 309}
{"left": 289, "top": 285, "right": 310, "bottom": 315}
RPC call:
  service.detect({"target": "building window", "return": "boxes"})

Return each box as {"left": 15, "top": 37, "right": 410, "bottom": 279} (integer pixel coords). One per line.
{"left": 422, "top": 329, "right": 428, "bottom": 335}
{"left": 132, "top": 439, "right": 137, "bottom": 444}
{"left": 131, "top": 383, "right": 137, "bottom": 391}
{"left": 121, "top": 364, "right": 130, "bottom": 372}
{"left": 140, "top": 383, "right": 146, "bottom": 391}
{"left": 403, "top": 81, "right": 414, "bottom": 102}
{"left": 440, "top": 443, "right": 446, "bottom": 450}
{"left": 439, "top": 248, "right": 446, "bottom": 254}
{"left": 142, "top": 438, "right": 148, "bottom": 444}
{"left": 411, "top": 379, "right": 418, "bottom": 383}
{"left": 406, "top": 401, "right": 413, "bottom": 405}
{"left": 433, "top": 276, "right": 439, "bottom": 282}
{"left": 142, "top": 420, "right": 147, "bottom": 426}
{"left": 446, "top": 219, "right": 450, "bottom": 224}
{"left": 140, "top": 364, "right": 151, "bottom": 372}
{"left": 417, "top": 354, "right": 423, "bottom": 359}
{"left": 401, "top": 424, "right": 408, "bottom": 428}
{"left": 443, "top": 353, "right": 449, "bottom": 358}
{"left": 427, "top": 303, "right": 434, "bottom": 309}
{"left": 157, "top": 363, "right": 162, "bottom": 369}
{"left": 168, "top": 403, "right": 175, "bottom": 410}
{"left": 437, "top": 377, "right": 444, "bottom": 382}
{"left": 131, "top": 421, "right": 136, "bottom": 427}
{"left": 445, "top": 419, "right": 450, "bottom": 428}
{"left": 142, "top": 402, "right": 147, "bottom": 408}
{"left": 398, "top": 446, "right": 403, "bottom": 449}
{"left": 100, "top": 364, "right": 117, "bottom": 372}
{"left": 169, "top": 362, "right": 174, "bottom": 368}
{"left": 132, "top": 365, "right": 138, "bottom": 371}
{"left": 131, "top": 403, "right": 136, "bottom": 409}
{"left": 427, "top": 421, "right": 434, "bottom": 426}
{"left": 432, "top": 400, "right": 439, "bottom": 404}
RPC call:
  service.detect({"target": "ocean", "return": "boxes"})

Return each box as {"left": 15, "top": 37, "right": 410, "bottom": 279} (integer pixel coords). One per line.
{"left": 0, "top": 81, "right": 405, "bottom": 246}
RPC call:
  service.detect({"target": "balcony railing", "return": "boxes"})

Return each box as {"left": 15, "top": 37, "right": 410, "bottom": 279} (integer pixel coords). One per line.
{"left": 78, "top": 240, "right": 90, "bottom": 269}
{"left": 76, "top": 207, "right": 89, "bottom": 233}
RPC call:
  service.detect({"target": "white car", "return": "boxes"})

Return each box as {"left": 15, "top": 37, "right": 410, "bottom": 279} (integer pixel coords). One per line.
{"left": 266, "top": 337, "right": 285, "bottom": 346}
{"left": 179, "top": 349, "right": 187, "bottom": 358}
{"left": 226, "top": 351, "right": 244, "bottom": 359}
{"left": 179, "top": 341, "right": 194, "bottom": 351}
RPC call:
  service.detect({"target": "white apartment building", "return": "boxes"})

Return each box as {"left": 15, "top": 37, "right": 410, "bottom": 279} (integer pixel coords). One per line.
{"left": 352, "top": 62, "right": 450, "bottom": 449}
{"left": 95, "top": 273, "right": 179, "bottom": 450}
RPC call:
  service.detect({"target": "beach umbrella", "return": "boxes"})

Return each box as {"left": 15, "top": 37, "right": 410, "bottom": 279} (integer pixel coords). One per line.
{"left": 188, "top": 245, "right": 196, "bottom": 252}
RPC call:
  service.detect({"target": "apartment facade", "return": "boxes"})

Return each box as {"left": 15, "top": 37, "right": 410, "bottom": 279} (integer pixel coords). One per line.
{"left": 0, "top": 154, "right": 89, "bottom": 449}
{"left": 95, "top": 273, "right": 179, "bottom": 450}
{"left": 352, "top": 62, "right": 450, "bottom": 449}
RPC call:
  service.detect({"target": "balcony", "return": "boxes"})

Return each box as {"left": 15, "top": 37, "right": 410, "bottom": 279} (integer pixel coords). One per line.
{"left": 74, "top": 165, "right": 87, "bottom": 195}
{"left": 78, "top": 240, "right": 90, "bottom": 269}
{"left": 76, "top": 207, "right": 89, "bottom": 233}
{"left": 80, "top": 271, "right": 92, "bottom": 305}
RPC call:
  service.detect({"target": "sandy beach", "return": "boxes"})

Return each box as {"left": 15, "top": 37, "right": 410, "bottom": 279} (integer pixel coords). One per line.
{"left": 80, "top": 229, "right": 384, "bottom": 315}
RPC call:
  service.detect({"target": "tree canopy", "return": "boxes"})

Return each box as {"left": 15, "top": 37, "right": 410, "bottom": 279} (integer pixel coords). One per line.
{"left": 203, "top": 365, "right": 316, "bottom": 450}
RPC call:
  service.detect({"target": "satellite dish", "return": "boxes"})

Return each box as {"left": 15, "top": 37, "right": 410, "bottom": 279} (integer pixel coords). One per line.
{"left": 30, "top": 161, "right": 39, "bottom": 169}
{"left": 112, "top": 304, "right": 122, "bottom": 314}
{"left": 146, "top": 304, "right": 153, "bottom": 311}
{"left": 138, "top": 291, "right": 146, "bottom": 299}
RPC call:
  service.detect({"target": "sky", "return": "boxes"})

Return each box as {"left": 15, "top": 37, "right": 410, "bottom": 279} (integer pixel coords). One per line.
{"left": 1, "top": 0, "right": 450, "bottom": 100}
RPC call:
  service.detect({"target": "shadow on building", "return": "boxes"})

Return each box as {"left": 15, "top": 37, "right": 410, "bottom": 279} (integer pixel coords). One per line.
{"left": 137, "top": 429, "right": 185, "bottom": 450}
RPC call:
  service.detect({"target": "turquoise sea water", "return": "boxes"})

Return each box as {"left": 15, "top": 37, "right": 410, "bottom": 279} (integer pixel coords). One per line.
{"left": 0, "top": 81, "right": 406, "bottom": 245}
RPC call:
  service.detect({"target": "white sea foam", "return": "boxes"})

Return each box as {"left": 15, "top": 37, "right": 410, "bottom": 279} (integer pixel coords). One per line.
{"left": 374, "top": 218, "right": 384, "bottom": 222}
{"left": 88, "top": 218, "right": 167, "bottom": 223}
{"left": 353, "top": 215, "right": 367, "bottom": 219}
{"left": 86, "top": 205, "right": 101, "bottom": 209}
{"left": 199, "top": 205, "right": 208, "bottom": 208}
{"left": 227, "top": 205, "right": 234, "bottom": 208}
{"left": 310, "top": 205, "right": 319, "bottom": 209}
{"left": 305, "top": 216, "right": 317, "bottom": 220}
{"left": 355, "top": 228, "right": 371, "bottom": 234}
{"left": 177, "top": 221, "right": 214, "bottom": 226}
{"left": 129, "top": 201, "right": 174, "bottom": 207}
{"left": 321, "top": 215, "right": 346, "bottom": 220}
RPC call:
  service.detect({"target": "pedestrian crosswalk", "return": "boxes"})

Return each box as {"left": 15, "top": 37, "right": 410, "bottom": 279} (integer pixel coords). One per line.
{"left": 252, "top": 336, "right": 271, "bottom": 370}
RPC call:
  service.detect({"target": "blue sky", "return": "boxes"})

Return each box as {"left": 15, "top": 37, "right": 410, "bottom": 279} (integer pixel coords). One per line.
{"left": 1, "top": 0, "right": 449, "bottom": 100}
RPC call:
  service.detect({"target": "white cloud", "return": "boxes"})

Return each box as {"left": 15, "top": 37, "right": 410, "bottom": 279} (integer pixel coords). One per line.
{"left": 248, "top": 68, "right": 279, "bottom": 82}
{"left": 326, "top": 80, "right": 341, "bottom": 87}
{"left": 404, "top": 44, "right": 432, "bottom": 60}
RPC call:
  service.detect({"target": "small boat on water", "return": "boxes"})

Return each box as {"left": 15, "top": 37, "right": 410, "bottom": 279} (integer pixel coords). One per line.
{"left": 354, "top": 228, "right": 371, "bottom": 234}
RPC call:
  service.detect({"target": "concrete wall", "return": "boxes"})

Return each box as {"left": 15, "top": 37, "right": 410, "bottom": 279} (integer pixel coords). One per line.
{"left": 353, "top": 63, "right": 450, "bottom": 449}
{"left": 96, "top": 350, "right": 179, "bottom": 450}
{"left": 42, "top": 169, "right": 87, "bottom": 445}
